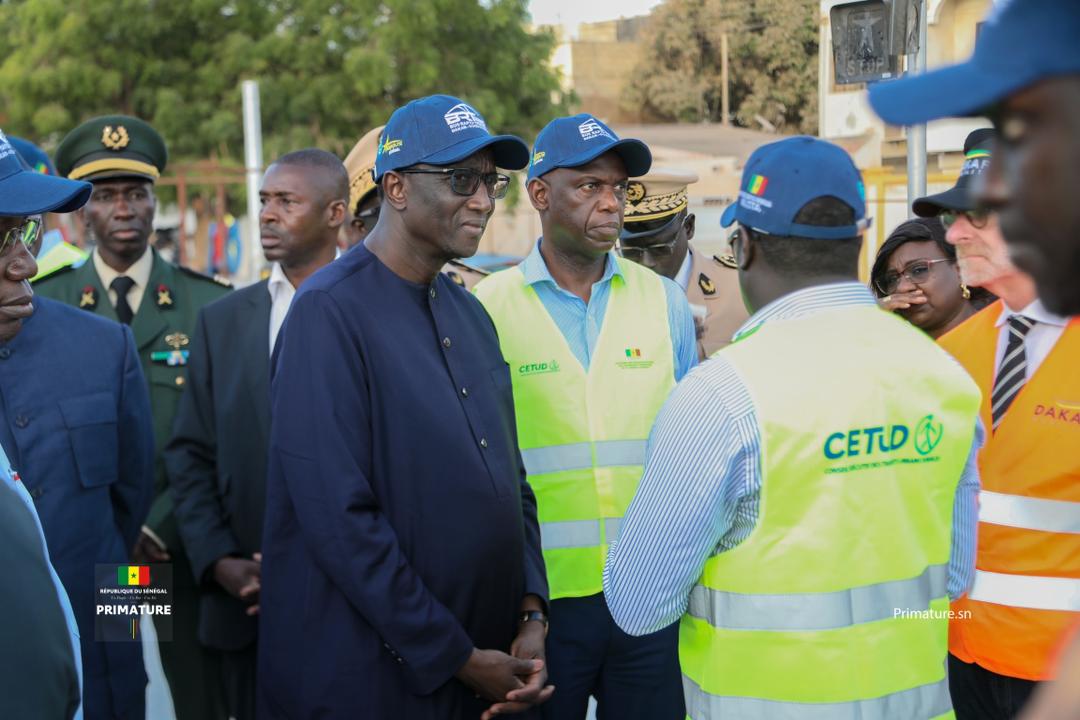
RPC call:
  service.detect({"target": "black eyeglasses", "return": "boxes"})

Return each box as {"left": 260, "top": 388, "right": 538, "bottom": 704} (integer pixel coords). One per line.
{"left": 354, "top": 205, "right": 380, "bottom": 233}
{"left": 1, "top": 217, "right": 42, "bottom": 256}
{"left": 398, "top": 168, "right": 511, "bottom": 199}
{"left": 940, "top": 208, "right": 990, "bottom": 230}
{"left": 874, "top": 258, "right": 950, "bottom": 296}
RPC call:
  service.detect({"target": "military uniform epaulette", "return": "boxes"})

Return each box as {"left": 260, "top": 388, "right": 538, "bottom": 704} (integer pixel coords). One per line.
{"left": 30, "top": 263, "right": 77, "bottom": 284}
{"left": 447, "top": 259, "right": 489, "bottom": 276}
{"left": 177, "top": 265, "right": 233, "bottom": 288}
{"left": 713, "top": 253, "right": 738, "bottom": 270}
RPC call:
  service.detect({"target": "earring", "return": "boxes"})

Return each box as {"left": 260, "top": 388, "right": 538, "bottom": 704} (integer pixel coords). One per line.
{"left": 961, "top": 284, "right": 971, "bottom": 300}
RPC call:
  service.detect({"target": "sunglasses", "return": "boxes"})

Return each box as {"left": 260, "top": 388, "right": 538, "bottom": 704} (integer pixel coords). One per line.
{"left": 618, "top": 213, "right": 687, "bottom": 262}
{"left": 1, "top": 217, "right": 42, "bottom": 256}
{"left": 874, "top": 258, "right": 950, "bottom": 296}
{"left": 398, "top": 167, "right": 511, "bottom": 199}
{"left": 940, "top": 208, "right": 990, "bottom": 230}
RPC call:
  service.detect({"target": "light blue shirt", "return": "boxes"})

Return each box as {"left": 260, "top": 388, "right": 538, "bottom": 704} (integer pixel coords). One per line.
{"left": 519, "top": 239, "right": 698, "bottom": 380}
{"left": 603, "top": 282, "right": 983, "bottom": 636}
{"left": 0, "top": 443, "right": 83, "bottom": 719}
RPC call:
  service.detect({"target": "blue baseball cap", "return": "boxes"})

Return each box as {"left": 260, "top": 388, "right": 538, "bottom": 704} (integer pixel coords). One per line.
{"left": 373, "top": 95, "right": 529, "bottom": 181}
{"left": 720, "top": 136, "right": 869, "bottom": 240}
{"left": 8, "top": 136, "right": 57, "bottom": 176}
{"left": 527, "top": 113, "right": 651, "bottom": 182}
{"left": 0, "top": 129, "right": 91, "bottom": 216}
{"left": 869, "top": 0, "right": 1080, "bottom": 126}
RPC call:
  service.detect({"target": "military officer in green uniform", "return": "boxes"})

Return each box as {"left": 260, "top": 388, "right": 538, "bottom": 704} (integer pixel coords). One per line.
{"left": 618, "top": 168, "right": 748, "bottom": 359}
{"left": 34, "top": 115, "right": 230, "bottom": 720}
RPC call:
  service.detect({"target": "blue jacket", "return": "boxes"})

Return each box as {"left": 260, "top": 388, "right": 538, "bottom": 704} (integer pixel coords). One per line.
{"left": 259, "top": 246, "right": 547, "bottom": 719}
{"left": 0, "top": 296, "right": 154, "bottom": 720}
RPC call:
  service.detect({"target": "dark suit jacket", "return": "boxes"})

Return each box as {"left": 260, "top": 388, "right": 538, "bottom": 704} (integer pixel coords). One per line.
{"left": 166, "top": 281, "right": 270, "bottom": 651}
{"left": 0, "top": 297, "right": 154, "bottom": 720}
{"left": 0, "top": 482, "right": 80, "bottom": 720}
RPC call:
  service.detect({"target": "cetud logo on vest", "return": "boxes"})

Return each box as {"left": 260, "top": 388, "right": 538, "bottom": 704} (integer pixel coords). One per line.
{"left": 518, "top": 359, "right": 561, "bottom": 376}
{"left": 822, "top": 414, "right": 944, "bottom": 474}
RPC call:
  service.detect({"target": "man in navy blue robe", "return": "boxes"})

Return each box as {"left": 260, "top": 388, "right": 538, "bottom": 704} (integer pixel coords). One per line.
{"left": 258, "top": 95, "right": 553, "bottom": 719}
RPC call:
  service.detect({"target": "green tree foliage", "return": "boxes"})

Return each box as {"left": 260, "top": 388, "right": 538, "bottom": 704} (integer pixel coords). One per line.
{"left": 0, "top": 0, "right": 569, "bottom": 161}
{"left": 622, "top": 0, "right": 818, "bottom": 134}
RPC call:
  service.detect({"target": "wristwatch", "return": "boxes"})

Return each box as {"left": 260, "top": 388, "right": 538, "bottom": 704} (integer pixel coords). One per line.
{"left": 519, "top": 610, "right": 549, "bottom": 636}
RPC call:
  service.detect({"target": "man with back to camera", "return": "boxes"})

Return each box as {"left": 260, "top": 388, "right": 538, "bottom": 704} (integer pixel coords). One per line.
{"left": 604, "top": 136, "right": 984, "bottom": 720}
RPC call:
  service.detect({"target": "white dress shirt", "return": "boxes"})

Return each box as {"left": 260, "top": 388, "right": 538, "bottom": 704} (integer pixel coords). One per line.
{"left": 93, "top": 246, "right": 153, "bottom": 314}
{"left": 267, "top": 262, "right": 296, "bottom": 357}
{"left": 268, "top": 250, "right": 342, "bottom": 355}
{"left": 674, "top": 251, "right": 693, "bottom": 293}
{"left": 993, "top": 299, "right": 1069, "bottom": 379}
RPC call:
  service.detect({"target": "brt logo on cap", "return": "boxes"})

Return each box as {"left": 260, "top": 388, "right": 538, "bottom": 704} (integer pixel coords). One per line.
{"left": 0, "top": 130, "right": 13, "bottom": 162}
{"left": 444, "top": 103, "right": 487, "bottom": 133}
{"left": 578, "top": 119, "right": 615, "bottom": 142}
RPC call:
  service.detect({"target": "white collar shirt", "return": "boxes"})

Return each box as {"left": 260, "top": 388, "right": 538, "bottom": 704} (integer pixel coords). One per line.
{"left": 994, "top": 298, "right": 1070, "bottom": 380}
{"left": 93, "top": 245, "right": 153, "bottom": 315}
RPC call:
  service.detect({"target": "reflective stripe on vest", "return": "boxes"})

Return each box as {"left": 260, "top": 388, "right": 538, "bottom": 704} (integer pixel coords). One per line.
{"left": 519, "top": 439, "right": 647, "bottom": 475}
{"left": 978, "top": 490, "right": 1080, "bottom": 534}
{"left": 687, "top": 564, "right": 948, "bottom": 632}
{"left": 474, "top": 259, "right": 675, "bottom": 598}
{"left": 684, "top": 674, "right": 953, "bottom": 720}
{"left": 541, "top": 517, "right": 623, "bottom": 551}
{"left": 679, "top": 305, "right": 980, "bottom": 713}
{"left": 939, "top": 306, "right": 1080, "bottom": 680}
{"left": 968, "top": 570, "right": 1080, "bottom": 612}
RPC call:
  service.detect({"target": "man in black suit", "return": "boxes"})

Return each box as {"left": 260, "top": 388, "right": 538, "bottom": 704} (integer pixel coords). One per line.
{"left": 165, "top": 148, "right": 348, "bottom": 720}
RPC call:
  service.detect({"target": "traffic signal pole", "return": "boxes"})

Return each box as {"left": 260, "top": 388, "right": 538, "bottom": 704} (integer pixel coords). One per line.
{"left": 906, "top": 0, "right": 928, "bottom": 211}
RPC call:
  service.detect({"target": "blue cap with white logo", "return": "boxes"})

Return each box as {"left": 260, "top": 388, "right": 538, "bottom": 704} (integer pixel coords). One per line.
{"left": 720, "top": 136, "right": 869, "bottom": 240}
{"left": 868, "top": 0, "right": 1080, "bottom": 126}
{"left": 527, "top": 113, "right": 652, "bottom": 182}
{"left": 373, "top": 95, "right": 530, "bottom": 181}
{"left": 0, "top": 128, "right": 91, "bottom": 216}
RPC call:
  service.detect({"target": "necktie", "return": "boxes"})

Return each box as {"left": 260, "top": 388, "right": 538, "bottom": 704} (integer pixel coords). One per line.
{"left": 991, "top": 314, "right": 1035, "bottom": 430}
{"left": 110, "top": 276, "right": 136, "bottom": 325}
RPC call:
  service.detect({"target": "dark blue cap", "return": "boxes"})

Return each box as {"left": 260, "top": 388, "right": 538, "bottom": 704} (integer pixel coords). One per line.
{"left": 869, "top": 0, "right": 1080, "bottom": 125}
{"left": 8, "top": 136, "right": 56, "bottom": 176}
{"left": 373, "top": 95, "right": 529, "bottom": 181}
{"left": 720, "top": 136, "right": 869, "bottom": 240}
{"left": 527, "top": 114, "right": 652, "bottom": 182}
{"left": 0, "top": 129, "right": 91, "bottom": 216}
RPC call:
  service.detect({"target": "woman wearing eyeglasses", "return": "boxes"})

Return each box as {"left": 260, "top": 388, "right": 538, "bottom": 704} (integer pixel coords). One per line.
{"left": 871, "top": 217, "right": 992, "bottom": 339}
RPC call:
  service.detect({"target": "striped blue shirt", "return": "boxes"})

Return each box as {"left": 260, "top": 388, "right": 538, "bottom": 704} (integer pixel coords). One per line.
{"left": 603, "top": 282, "right": 983, "bottom": 636}
{"left": 518, "top": 239, "right": 698, "bottom": 380}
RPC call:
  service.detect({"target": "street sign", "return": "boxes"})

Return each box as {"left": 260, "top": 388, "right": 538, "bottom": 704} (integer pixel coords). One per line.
{"left": 830, "top": 0, "right": 919, "bottom": 85}
{"left": 831, "top": 1, "right": 896, "bottom": 84}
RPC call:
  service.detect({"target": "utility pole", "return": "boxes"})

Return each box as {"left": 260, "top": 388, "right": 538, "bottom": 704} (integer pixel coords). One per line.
{"left": 242, "top": 80, "right": 263, "bottom": 281}
{"left": 906, "top": 0, "right": 927, "bottom": 210}
{"left": 721, "top": 31, "right": 730, "bottom": 126}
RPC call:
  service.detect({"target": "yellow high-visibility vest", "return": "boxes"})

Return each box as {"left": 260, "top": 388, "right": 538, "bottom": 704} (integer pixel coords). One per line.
{"left": 680, "top": 305, "right": 980, "bottom": 719}
{"left": 474, "top": 257, "right": 675, "bottom": 598}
